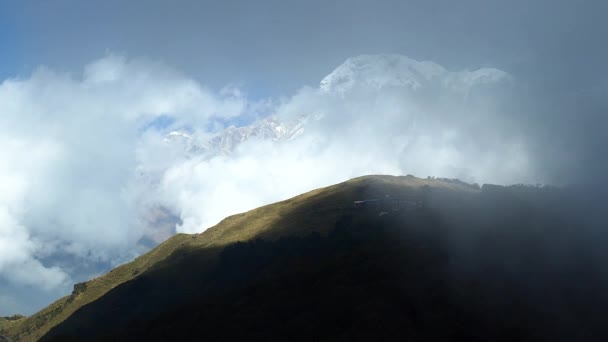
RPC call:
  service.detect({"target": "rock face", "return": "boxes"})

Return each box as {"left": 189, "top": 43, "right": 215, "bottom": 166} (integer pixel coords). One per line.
{"left": 72, "top": 282, "right": 87, "bottom": 296}
{"left": 206, "top": 117, "right": 306, "bottom": 154}
{"left": 164, "top": 116, "right": 307, "bottom": 157}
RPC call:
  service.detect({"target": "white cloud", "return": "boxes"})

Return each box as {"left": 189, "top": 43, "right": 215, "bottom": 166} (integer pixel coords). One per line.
{"left": 0, "top": 138, "right": 68, "bottom": 290}
{"left": 0, "top": 54, "right": 248, "bottom": 314}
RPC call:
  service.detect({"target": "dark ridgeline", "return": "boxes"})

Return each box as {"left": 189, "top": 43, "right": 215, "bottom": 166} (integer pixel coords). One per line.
{"left": 41, "top": 181, "right": 608, "bottom": 342}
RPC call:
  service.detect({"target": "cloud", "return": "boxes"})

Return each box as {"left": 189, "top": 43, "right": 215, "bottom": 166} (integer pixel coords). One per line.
{"left": 0, "top": 54, "right": 247, "bottom": 313}
{"left": 0, "top": 138, "right": 69, "bottom": 290}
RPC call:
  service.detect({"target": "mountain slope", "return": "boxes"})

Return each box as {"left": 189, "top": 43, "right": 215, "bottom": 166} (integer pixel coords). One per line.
{"left": 5, "top": 175, "right": 608, "bottom": 341}
{"left": 39, "top": 175, "right": 608, "bottom": 341}
{"left": 1, "top": 175, "right": 456, "bottom": 341}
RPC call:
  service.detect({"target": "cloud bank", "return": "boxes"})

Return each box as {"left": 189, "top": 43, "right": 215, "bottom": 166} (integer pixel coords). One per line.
{"left": 0, "top": 55, "right": 246, "bottom": 313}
{"left": 154, "top": 55, "right": 531, "bottom": 232}
{"left": 0, "top": 53, "right": 595, "bottom": 314}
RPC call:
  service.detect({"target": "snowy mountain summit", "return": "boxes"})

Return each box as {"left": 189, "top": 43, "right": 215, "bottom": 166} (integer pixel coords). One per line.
{"left": 320, "top": 54, "right": 510, "bottom": 94}
{"left": 206, "top": 117, "right": 305, "bottom": 155}
{"left": 165, "top": 54, "right": 510, "bottom": 155}
{"left": 164, "top": 116, "right": 306, "bottom": 156}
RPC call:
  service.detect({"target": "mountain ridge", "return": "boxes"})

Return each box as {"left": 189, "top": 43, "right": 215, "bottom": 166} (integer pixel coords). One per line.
{"left": 0, "top": 175, "right": 478, "bottom": 341}
{"left": 4, "top": 175, "right": 602, "bottom": 341}
{"left": 39, "top": 175, "right": 608, "bottom": 341}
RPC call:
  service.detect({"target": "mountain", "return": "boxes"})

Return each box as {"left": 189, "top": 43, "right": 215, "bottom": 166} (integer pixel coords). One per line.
{"left": 3, "top": 175, "right": 607, "bottom": 341}
{"left": 319, "top": 54, "right": 510, "bottom": 94}
{"left": 162, "top": 54, "right": 510, "bottom": 159}
{"left": 163, "top": 116, "right": 306, "bottom": 157}
{"left": 5, "top": 175, "right": 445, "bottom": 341}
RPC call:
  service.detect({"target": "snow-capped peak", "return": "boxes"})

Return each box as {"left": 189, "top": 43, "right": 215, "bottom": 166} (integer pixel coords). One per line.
{"left": 163, "top": 116, "right": 306, "bottom": 157}
{"left": 163, "top": 54, "right": 510, "bottom": 158}
{"left": 320, "top": 54, "right": 509, "bottom": 94}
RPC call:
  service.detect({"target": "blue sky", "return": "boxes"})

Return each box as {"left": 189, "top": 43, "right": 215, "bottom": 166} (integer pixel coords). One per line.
{"left": 0, "top": 2, "right": 20, "bottom": 80}
{"left": 3, "top": 0, "right": 605, "bottom": 98}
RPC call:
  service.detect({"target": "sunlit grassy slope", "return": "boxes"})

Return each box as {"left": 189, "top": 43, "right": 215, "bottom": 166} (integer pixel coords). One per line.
{"left": 0, "top": 175, "right": 475, "bottom": 341}
{"left": 0, "top": 316, "right": 24, "bottom": 331}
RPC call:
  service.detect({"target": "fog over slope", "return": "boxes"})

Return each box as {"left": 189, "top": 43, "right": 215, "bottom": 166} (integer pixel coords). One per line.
{"left": 0, "top": 53, "right": 605, "bottom": 315}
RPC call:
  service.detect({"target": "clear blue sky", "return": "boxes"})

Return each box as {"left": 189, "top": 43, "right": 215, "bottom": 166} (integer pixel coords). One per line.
{"left": 0, "top": 2, "right": 20, "bottom": 80}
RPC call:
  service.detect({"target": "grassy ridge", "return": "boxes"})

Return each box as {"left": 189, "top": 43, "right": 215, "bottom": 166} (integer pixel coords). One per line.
{"left": 1, "top": 175, "right": 472, "bottom": 341}
{"left": 1, "top": 234, "right": 192, "bottom": 342}
{"left": 39, "top": 174, "right": 607, "bottom": 341}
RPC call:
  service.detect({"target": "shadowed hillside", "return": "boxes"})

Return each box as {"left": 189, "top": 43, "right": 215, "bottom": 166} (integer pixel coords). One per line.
{"left": 3, "top": 175, "right": 607, "bottom": 341}
{"left": 1, "top": 175, "right": 449, "bottom": 341}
